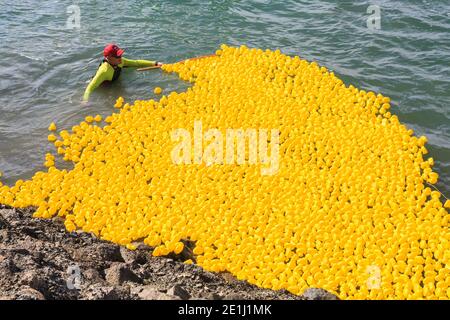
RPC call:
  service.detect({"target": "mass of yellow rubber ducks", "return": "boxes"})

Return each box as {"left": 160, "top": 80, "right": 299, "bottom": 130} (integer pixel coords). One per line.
{"left": 0, "top": 44, "right": 448, "bottom": 300}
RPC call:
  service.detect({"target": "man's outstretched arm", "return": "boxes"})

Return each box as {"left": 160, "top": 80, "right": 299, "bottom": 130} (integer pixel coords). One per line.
{"left": 122, "top": 57, "right": 159, "bottom": 68}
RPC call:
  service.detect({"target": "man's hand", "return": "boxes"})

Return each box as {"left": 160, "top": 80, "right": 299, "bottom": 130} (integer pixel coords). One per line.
{"left": 81, "top": 100, "right": 92, "bottom": 107}
{"left": 156, "top": 62, "right": 164, "bottom": 67}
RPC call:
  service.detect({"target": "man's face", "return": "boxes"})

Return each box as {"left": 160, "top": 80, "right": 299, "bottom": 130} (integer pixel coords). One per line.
{"left": 107, "top": 55, "right": 122, "bottom": 66}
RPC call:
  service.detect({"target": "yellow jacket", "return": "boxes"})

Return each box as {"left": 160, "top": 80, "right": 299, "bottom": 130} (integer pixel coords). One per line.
{"left": 83, "top": 57, "right": 157, "bottom": 101}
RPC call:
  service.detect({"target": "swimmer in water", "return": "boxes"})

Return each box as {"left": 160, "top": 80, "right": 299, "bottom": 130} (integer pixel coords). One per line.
{"left": 83, "top": 44, "right": 163, "bottom": 103}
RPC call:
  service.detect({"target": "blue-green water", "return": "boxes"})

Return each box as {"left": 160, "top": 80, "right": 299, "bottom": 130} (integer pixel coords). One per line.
{"left": 0, "top": 0, "right": 449, "bottom": 195}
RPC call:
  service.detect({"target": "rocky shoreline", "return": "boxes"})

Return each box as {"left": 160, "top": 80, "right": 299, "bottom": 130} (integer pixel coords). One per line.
{"left": 0, "top": 205, "right": 338, "bottom": 300}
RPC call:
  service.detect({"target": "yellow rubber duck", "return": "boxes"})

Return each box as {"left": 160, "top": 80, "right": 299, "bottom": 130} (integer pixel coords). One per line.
{"left": 154, "top": 87, "right": 163, "bottom": 95}
{"left": 48, "top": 122, "right": 57, "bottom": 131}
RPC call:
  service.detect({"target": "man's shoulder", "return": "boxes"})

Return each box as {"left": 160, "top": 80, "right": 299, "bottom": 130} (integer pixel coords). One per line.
{"left": 98, "top": 61, "right": 111, "bottom": 73}
{"left": 119, "top": 57, "right": 129, "bottom": 67}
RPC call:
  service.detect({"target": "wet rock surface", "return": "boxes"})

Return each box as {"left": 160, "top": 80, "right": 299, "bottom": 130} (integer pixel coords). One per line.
{"left": 302, "top": 288, "right": 339, "bottom": 300}
{"left": 0, "top": 205, "right": 339, "bottom": 300}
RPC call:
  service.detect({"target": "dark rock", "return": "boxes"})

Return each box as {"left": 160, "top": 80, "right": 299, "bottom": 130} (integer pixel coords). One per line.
{"left": 31, "top": 251, "right": 45, "bottom": 262}
{"left": 132, "top": 286, "right": 181, "bottom": 300}
{"left": 11, "top": 248, "right": 30, "bottom": 255}
{"left": 200, "top": 271, "right": 219, "bottom": 283}
{"left": 167, "top": 284, "right": 190, "bottom": 300}
{"left": 0, "top": 209, "right": 17, "bottom": 223}
{"left": 71, "top": 247, "right": 91, "bottom": 261}
{"left": 0, "top": 256, "right": 19, "bottom": 274}
{"left": 10, "top": 250, "right": 35, "bottom": 270}
{"left": 104, "top": 263, "right": 142, "bottom": 285}
{"left": 20, "top": 271, "right": 46, "bottom": 291}
{"left": 71, "top": 244, "right": 123, "bottom": 263}
{"left": 134, "top": 253, "right": 149, "bottom": 265}
{"left": 16, "top": 287, "right": 45, "bottom": 300}
{"left": 220, "top": 272, "right": 236, "bottom": 283}
{"left": 119, "top": 246, "right": 137, "bottom": 264}
{"left": 20, "top": 238, "right": 41, "bottom": 253}
{"left": 302, "top": 288, "right": 339, "bottom": 300}
{"left": 202, "top": 292, "right": 222, "bottom": 300}
{"left": 97, "top": 244, "right": 124, "bottom": 262}
{"left": 103, "top": 286, "right": 131, "bottom": 300}
{"left": 135, "top": 243, "right": 152, "bottom": 253}
{"left": 83, "top": 268, "right": 104, "bottom": 283}
{"left": 20, "top": 226, "right": 46, "bottom": 240}
{"left": 83, "top": 285, "right": 129, "bottom": 300}
{"left": 0, "top": 229, "right": 9, "bottom": 242}
{"left": 0, "top": 213, "right": 9, "bottom": 229}
{"left": 0, "top": 206, "right": 306, "bottom": 300}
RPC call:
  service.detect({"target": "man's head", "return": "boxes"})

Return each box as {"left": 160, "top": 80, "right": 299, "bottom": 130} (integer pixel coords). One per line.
{"left": 104, "top": 44, "right": 124, "bottom": 65}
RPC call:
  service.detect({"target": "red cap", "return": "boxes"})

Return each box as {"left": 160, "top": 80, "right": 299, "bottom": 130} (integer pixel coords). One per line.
{"left": 103, "top": 44, "right": 124, "bottom": 57}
